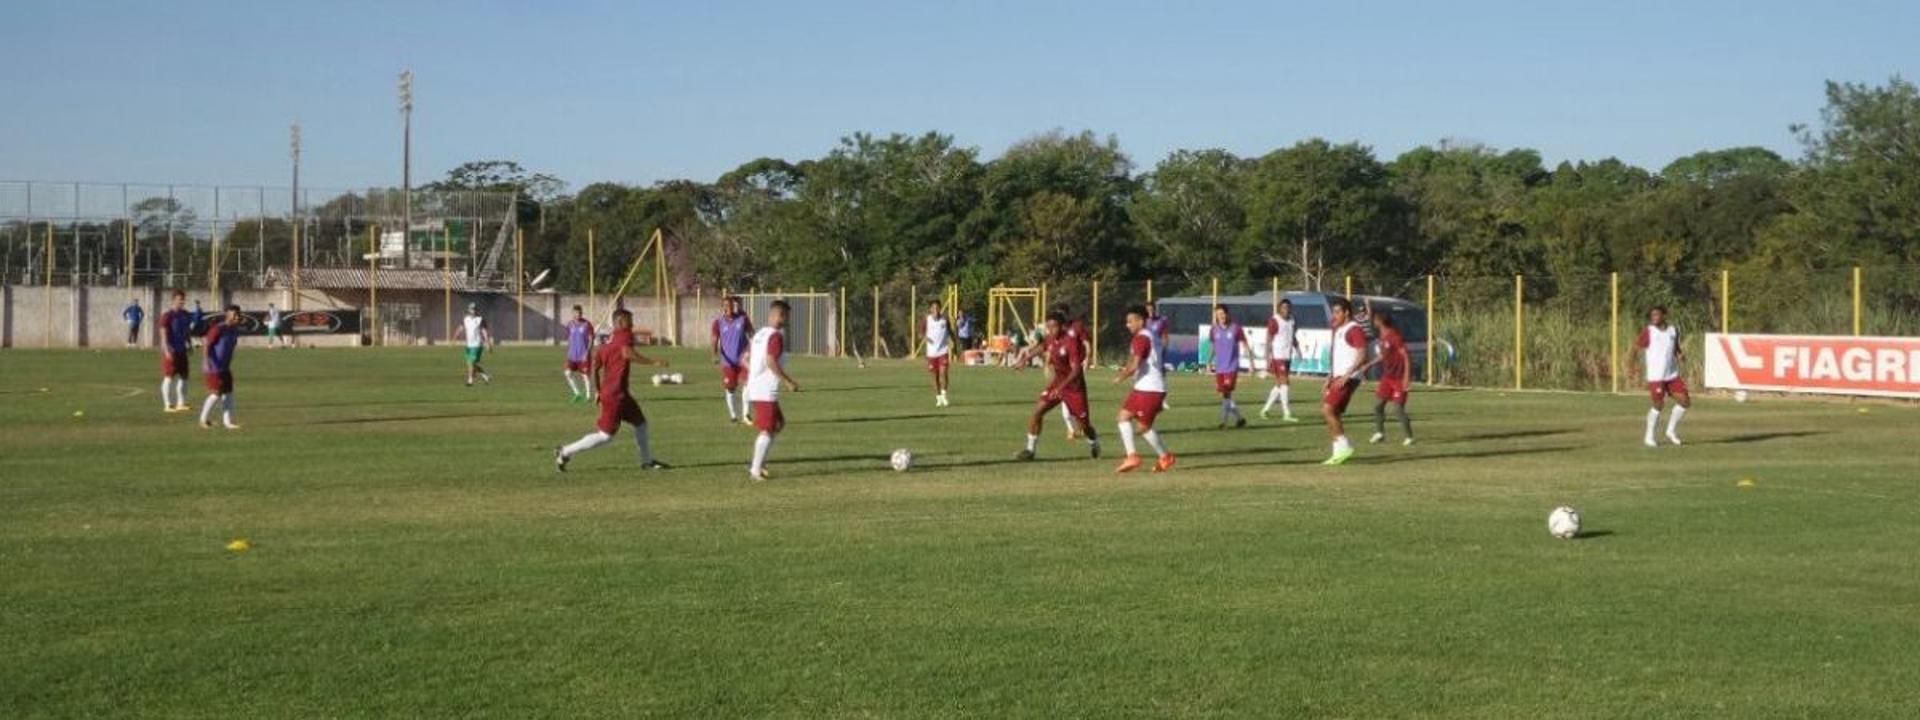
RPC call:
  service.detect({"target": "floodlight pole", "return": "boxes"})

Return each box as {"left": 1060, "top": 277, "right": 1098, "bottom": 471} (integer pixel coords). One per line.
{"left": 399, "top": 69, "right": 414, "bottom": 269}
{"left": 291, "top": 122, "right": 301, "bottom": 309}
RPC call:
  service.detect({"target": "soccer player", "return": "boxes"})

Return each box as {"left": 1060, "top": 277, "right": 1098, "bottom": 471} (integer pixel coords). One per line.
{"left": 1632, "top": 305, "right": 1690, "bottom": 447}
{"left": 1113, "top": 305, "right": 1175, "bottom": 473}
{"left": 746, "top": 300, "right": 801, "bottom": 481}
{"left": 711, "top": 295, "right": 753, "bottom": 423}
{"left": 1321, "top": 297, "right": 1370, "bottom": 465}
{"left": 198, "top": 305, "right": 243, "bottom": 430}
{"left": 1361, "top": 309, "right": 1415, "bottom": 445}
{"left": 554, "top": 308, "right": 669, "bottom": 472}
{"left": 157, "top": 291, "right": 193, "bottom": 412}
{"left": 264, "top": 302, "right": 284, "bottom": 348}
{"left": 1260, "top": 299, "right": 1302, "bottom": 422}
{"left": 1209, "top": 304, "right": 1254, "bottom": 429}
{"left": 1017, "top": 310, "right": 1099, "bottom": 461}
{"left": 1144, "top": 299, "right": 1172, "bottom": 411}
{"left": 455, "top": 303, "right": 493, "bottom": 386}
{"left": 925, "top": 300, "right": 953, "bottom": 407}
{"left": 123, "top": 298, "right": 144, "bottom": 348}
{"left": 562, "top": 305, "right": 596, "bottom": 402}
{"left": 1051, "top": 303, "right": 1093, "bottom": 438}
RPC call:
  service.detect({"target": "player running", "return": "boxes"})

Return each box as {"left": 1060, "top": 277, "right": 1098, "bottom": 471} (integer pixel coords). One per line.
{"left": 1113, "top": 305, "right": 1175, "bottom": 473}
{"left": 554, "top": 308, "right": 669, "bottom": 472}
{"left": 455, "top": 303, "right": 493, "bottom": 386}
{"left": 1321, "top": 297, "right": 1370, "bottom": 465}
{"left": 1209, "top": 305, "right": 1254, "bottom": 429}
{"left": 1051, "top": 303, "right": 1094, "bottom": 439}
{"left": 1632, "top": 305, "right": 1690, "bottom": 447}
{"left": 197, "top": 305, "right": 243, "bottom": 430}
{"left": 1259, "top": 299, "right": 1302, "bottom": 422}
{"left": 924, "top": 300, "right": 953, "bottom": 407}
{"left": 746, "top": 300, "right": 801, "bottom": 481}
{"left": 711, "top": 295, "right": 754, "bottom": 423}
{"left": 562, "top": 305, "right": 597, "bottom": 402}
{"left": 1361, "top": 309, "right": 1415, "bottom": 445}
{"left": 1017, "top": 310, "right": 1100, "bottom": 461}
{"left": 157, "top": 291, "right": 193, "bottom": 412}
{"left": 1144, "top": 299, "right": 1172, "bottom": 411}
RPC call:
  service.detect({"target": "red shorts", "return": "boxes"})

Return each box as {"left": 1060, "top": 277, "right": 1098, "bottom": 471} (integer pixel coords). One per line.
{"left": 1648, "top": 378, "right": 1689, "bottom": 405}
{"left": 928, "top": 355, "right": 950, "bottom": 373}
{"left": 565, "top": 360, "right": 591, "bottom": 373}
{"left": 1038, "top": 384, "right": 1090, "bottom": 421}
{"left": 1214, "top": 371, "right": 1239, "bottom": 396}
{"left": 1376, "top": 378, "right": 1410, "bottom": 404}
{"left": 1324, "top": 378, "right": 1361, "bottom": 415}
{"left": 1123, "top": 390, "right": 1167, "bottom": 429}
{"left": 720, "top": 363, "right": 745, "bottom": 391}
{"left": 752, "top": 401, "right": 785, "bottom": 433}
{"left": 161, "top": 352, "right": 189, "bottom": 378}
{"left": 204, "top": 371, "right": 233, "bottom": 394}
{"left": 596, "top": 395, "right": 647, "bottom": 434}
{"left": 1267, "top": 359, "right": 1291, "bottom": 380}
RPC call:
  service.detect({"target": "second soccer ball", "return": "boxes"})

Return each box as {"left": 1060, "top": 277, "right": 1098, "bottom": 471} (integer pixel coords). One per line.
{"left": 1547, "top": 506, "right": 1582, "bottom": 539}
{"left": 889, "top": 448, "right": 914, "bottom": 472}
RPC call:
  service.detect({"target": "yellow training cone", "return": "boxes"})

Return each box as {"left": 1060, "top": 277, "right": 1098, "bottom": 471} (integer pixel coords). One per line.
{"left": 226, "top": 538, "right": 253, "bottom": 552}
{"left": 72, "top": 410, "right": 85, "bottom": 418}
{"left": 1736, "top": 477, "right": 1756, "bottom": 488}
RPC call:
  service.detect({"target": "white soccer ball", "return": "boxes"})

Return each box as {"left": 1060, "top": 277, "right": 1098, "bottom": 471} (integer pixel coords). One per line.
{"left": 889, "top": 448, "right": 914, "bottom": 472}
{"left": 1547, "top": 506, "right": 1582, "bottom": 539}
{"left": 650, "top": 374, "right": 663, "bottom": 386}
{"left": 1734, "top": 390, "right": 1749, "bottom": 403}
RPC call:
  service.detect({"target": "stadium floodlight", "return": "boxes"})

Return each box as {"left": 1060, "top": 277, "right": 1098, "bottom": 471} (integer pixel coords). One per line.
{"left": 399, "top": 70, "right": 413, "bottom": 268}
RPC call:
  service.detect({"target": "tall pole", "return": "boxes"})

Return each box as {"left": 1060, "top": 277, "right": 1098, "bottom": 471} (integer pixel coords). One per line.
{"left": 1513, "top": 274, "right": 1524, "bottom": 390}
{"left": 839, "top": 286, "right": 847, "bottom": 357}
{"left": 399, "top": 70, "right": 414, "bottom": 269}
{"left": 291, "top": 122, "right": 301, "bottom": 310}
{"left": 44, "top": 224, "right": 53, "bottom": 348}
{"left": 587, "top": 228, "right": 597, "bottom": 324}
{"left": 871, "top": 285, "right": 881, "bottom": 357}
{"left": 368, "top": 225, "right": 379, "bottom": 347}
{"left": 1720, "top": 269, "right": 1730, "bottom": 334}
{"left": 1091, "top": 280, "right": 1101, "bottom": 365}
{"left": 1425, "top": 274, "right": 1435, "bottom": 386}
{"left": 515, "top": 227, "right": 525, "bottom": 342}
{"left": 443, "top": 224, "right": 452, "bottom": 342}
{"left": 1609, "top": 272, "right": 1619, "bottom": 394}
{"left": 1852, "top": 266, "right": 1863, "bottom": 336}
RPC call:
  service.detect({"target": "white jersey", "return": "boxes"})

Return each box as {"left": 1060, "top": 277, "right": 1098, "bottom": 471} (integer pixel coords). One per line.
{"left": 267, "top": 308, "right": 282, "bottom": 326}
{"left": 924, "top": 315, "right": 951, "bottom": 358}
{"left": 1131, "top": 329, "right": 1167, "bottom": 393}
{"left": 462, "top": 315, "right": 486, "bottom": 348}
{"left": 1330, "top": 320, "right": 1367, "bottom": 378}
{"left": 1269, "top": 314, "right": 1296, "bottom": 361}
{"left": 1642, "top": 324, "right": 1681, "bottom": 382}
{"left": 746, "top": 326, "right": 786, "bottom": 402}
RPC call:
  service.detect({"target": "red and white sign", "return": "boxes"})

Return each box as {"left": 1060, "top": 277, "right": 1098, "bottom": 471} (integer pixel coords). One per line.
{"left": 1705, "top": 332, "right": 1920, "bottom": 399}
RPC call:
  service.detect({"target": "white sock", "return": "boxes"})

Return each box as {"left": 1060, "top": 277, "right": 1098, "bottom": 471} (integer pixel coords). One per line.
{"left": 1227, "top": 398, "right": 1241, "bottom": 420}
{"left": 634, "top": 422, "right": 654, "bottom": 464}
{"left": 177, "top": 378, "right": 189, "bottom": 406}
{"left": 740, "top": 394, "right": 751, "bottom": 420}
{"left": 1026, "top": 433, "right": 1039, "bottom": 452}
{"left": 562, "top": 430, "right": 613, "bottom": 458}
{"left": 1059, "top": 403, "right": 1073, "bottom": 428}
{"left": 1279, "top": 385, "right": 1292, "bottom": 415}
{"left": 1645, "top": 408, "right": 1661, "bottom": 440}
{"left": 221, "top": 395, "right": 235, "bottom": 426}
{"left": 1667, "top": 406, "right": 1687, "bottom": 436}
{"left": 725, "top": 391, "right": 739, "bottom": 419}
{"left": 1333, "top": 435, "right": 1352, "bottom": 453}
{"left": 199, "top": 394, "right": 219, "bottom": 424}
{"left": 1262, "top": 386, "right": 1282, "bottom": 413}
{"left": 161, "top": 378, "right": 174, "bottom": 408}
{"left": 1118, "top": 422, "right": 1138, "bottom": 455}
{"left": 751, "top": 433, "right": 774, "bottom": 472}
{"left": 1142, "top": 429, "right": 1168, "bottom": 457}
{"left": 564, "top": 371, "right": 580, "bottom": 395}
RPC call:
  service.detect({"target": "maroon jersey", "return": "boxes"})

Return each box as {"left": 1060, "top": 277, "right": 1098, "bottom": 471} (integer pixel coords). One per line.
{"left": 1046, "top": 330, "right": 1087, "bottom": 391}
{"left": 596, "top": 329, "right": 634, "bottom": 400}
{"left": 1377, "top": 327, "right": 1408, "bottom": 382}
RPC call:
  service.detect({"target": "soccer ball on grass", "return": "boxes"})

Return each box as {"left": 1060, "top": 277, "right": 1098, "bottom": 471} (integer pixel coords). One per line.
{"left": 889, "top": 448, "right": 913, "bottom": 472}
{"left": 1547, "top": 506, "right": 1582, "bottom": 539}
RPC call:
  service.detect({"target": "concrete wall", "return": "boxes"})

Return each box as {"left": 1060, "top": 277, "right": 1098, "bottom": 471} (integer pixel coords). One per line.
{"left": 0, "top": 284, "right": 839, "bottom": 353}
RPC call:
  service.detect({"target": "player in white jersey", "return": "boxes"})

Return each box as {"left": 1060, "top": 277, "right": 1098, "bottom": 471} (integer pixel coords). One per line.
{"left": 1260, "top": 299, "right": 1302, "bottom": 422}
{"left": 454, "top": 303, "right": 493, "bottom": 386}
{"left": 746, "top": 300, "right": 801, "bottom": 481}
{"left": 1631, "top": 305, "right": 1690, "bottom": 447}
{"left": 1321, "top": 297, "right": 1369, "bottom": 465}
{"left": 924, "top": 300, "right": 953, "bottom": 406}
{"left": 1112, "top": 305, "right": 1175, "bottom": 473}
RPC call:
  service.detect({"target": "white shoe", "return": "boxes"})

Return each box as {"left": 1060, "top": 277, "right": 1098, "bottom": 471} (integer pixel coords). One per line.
{"left": 1644, "top": 437, "right": 1658, "bottom": 448}
{"left": 1368, "top": 432, "right": 1385, "bottom": 444}
{"left": 1402, "top": 438, "right": 1415, "bottom": 446}
{"left": 1667, "top": 434, "right": 1683, "bottom": 446}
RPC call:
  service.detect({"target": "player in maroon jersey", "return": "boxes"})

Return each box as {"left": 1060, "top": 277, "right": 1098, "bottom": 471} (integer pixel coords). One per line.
{"left": 555, "top": 309, "right": 670, "bottom": 472}
{"left": 1016, "top": 310, "right": 1100, "bottom": 461}
{"left": 1359, "top": 309, "right": 1414, "bottom": 445}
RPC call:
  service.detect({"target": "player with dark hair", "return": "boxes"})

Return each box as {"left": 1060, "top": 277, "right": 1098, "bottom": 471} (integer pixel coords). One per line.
{"left": 925, "top": 299, "right": 953, "bottom": 407}
{"left": 1016, "top": 309, "right": 1099, "bottom": 460}
{"left": 562, "top": 305, "right": 597, "bottom": 402}
{"left": 1209, "top": 304, "right": 1254, "bottom": 429}
{"left": 157, "top": 290, "right": 193, "bottom": 412}
{"left": 746, "top": 300, "right": 801, "bottom": 481}
{"left": 711, "top": 295, "right": 754, "bottom": 423}
{"left": 1113, "top": 305, "right": 1175, "bottom": 473}
{"left": 197, "top": 305, "right": 243, "bottom": 430}
{"left": 1260, "top": 298, "right": 1302, "bottom": 422}
{"left": 1360, "top": 309, "right": 1414, "bottom": 445}
{"left": 1050, "top": 303, "right": 1093, "bottom": 438}
{"left": 1632, "top": 305, "right": 1690, "bottom": 446}
{"left": 1321, "top": 297, "right": 1370, "bottom": 465}
{"left": 554, "top": 309, "right": 670, "bottom": 472}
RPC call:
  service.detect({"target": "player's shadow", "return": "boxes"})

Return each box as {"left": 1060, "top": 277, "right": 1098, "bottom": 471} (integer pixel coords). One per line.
{"left": 1451, "top": 428, "right": 1573, "bottom": 442}
{"left": 1573, "top": 530, "right": 1616, "bottom": 540}
{"left": 800, "top": 385, "right": 895, "bottom": 394}
{"left": 1362, "top": 445, "right": 1582, "bottom": 465}
{"left": 310, "top": 411, "right": 523, "bottom": 425}
{"left": 816, "top": 413, "right": 945, "bottom": 424}
{"left": 1706, "top": 431, "right": 1827, "bottom": 444}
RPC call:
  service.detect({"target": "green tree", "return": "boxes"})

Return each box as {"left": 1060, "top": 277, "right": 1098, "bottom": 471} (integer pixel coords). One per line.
{"left": 1131, "top": 149, "right": 1249, "bottom": 286}
{"left": 1241, "top": 139, "right": 1398, "bottom": 290}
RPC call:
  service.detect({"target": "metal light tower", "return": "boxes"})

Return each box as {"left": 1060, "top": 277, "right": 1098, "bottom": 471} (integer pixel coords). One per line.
{"left": 291, "top": 121, "right": 302, "bottom": 309}
{"left": 399, "top": 69, "right": 414, "bottom": 268}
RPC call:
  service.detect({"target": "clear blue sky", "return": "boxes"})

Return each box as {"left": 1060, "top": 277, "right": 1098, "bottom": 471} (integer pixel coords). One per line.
{"left": 2, "top": 0, "right": 1914, "bottom": 191}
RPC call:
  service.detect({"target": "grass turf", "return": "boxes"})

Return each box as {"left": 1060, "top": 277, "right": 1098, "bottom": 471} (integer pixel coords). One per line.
{"left": 3, "top": 345, "right": 1918, "bottom": 718}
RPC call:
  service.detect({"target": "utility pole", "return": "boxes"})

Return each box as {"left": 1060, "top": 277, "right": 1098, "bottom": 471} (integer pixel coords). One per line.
{"left": 399, "top": 69, "right": 413, "bottom": 268}
{"left": 291, "top": 121, "right": 302, "bottom": 308}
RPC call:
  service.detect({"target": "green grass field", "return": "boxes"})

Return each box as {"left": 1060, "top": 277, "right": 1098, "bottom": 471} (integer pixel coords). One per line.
{"left": 4, "top": 345, "right": 1918, "bottom": 718}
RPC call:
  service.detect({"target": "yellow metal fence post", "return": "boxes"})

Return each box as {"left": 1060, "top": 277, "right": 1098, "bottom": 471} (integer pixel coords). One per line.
{"left": 588, "top": 228, "right": 597, "bottom": 325}
{"left": 871, "top": 285, "right": 881, "bottom": 357}
{"left": 1091, "top": 280, "right": 1101, "bottom": 365}
{"left": 1513, "top": 274, "right": 1524, "bottom": 390}
{"left": 1210, "top": 277, "right": 1219, "bottom": 310}
{"left": 1146, "top": 278, "right": 1154, "bottom": 304}
{"left": 909, "top": 285, "right": 918, "bottom": 358}
{"left": 1720, "top": 269, "right": 1730, "bottom": 334}
{"left": 1852, "top": 266, "right": 1862, "bottom": 335}
{"left": 1425, "top": 274, "right": 1435, "bottom": 385}
{"left": 1609, "top": 272, "right": 1620, "bottom": 394}
{"left": 1345, "top": 274, "right": 1352, "bottom": 299}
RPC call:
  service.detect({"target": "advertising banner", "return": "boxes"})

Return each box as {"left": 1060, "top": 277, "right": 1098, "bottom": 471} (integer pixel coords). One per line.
{"left": 1704, "top": 332, "right": 1920, "bottom": 399}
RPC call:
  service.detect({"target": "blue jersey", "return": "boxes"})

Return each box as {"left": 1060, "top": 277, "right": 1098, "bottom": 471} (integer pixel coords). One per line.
{"left": 124, "top": 304, "right": 144, "bottom": 325}
{"left": 160, "top": 309, "right": 193, "bottom": 352}
{"left": 566, "top": 320, "right": 595, "bottom": 363}
{"left": 1211, "top": 323, "right": 1246, "bottom": 373}
{"left": 713, "top": 312, "right": 752, "bottom": 366}
{"left": 203, "top": 323, "right": 239, "bottom": 374}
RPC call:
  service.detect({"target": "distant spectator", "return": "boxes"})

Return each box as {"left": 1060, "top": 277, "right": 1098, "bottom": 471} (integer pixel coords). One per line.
{"left": 122, "top": 299, "right": 144, "bottom": 348}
